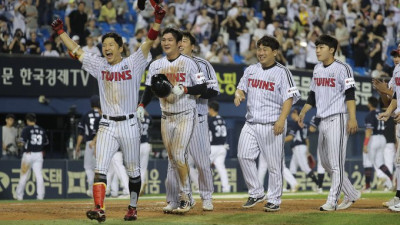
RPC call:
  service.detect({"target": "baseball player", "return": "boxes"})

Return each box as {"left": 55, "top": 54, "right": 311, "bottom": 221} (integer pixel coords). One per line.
{"left": 235, "top": 35, "right": 300, "bottom": 212}
{"left": 377, "top": 48, "right": 400, "bottom": 211}
{"left": 74, "top": 95, "right": 101, "bottom": 197}
{"left": 138, "top": 28, "right": 207, "bottom": 213}
{"left": 14, "top": 113, "right": 48, "bottom": 200}
{"left": 298, "top": 34, "right": 361, "bottom": 211}
{"left": 139, "top": 113, "right": 152, "bottom": 196}
{"left": 208, "top": 101, "right": 231, "bottom": 193}
{"left": 286, "top": 108, "right": 319, "bottom": 188}
{"left": 363, "top": 96, "right": 393, "bottom": 192}
{"left": 51, "top": 3, "right": 165, "bottom": 222}
{"left": 309, "top": 116, "right": 325, "bottom": 193}
{"left": 257, "top": 153, "right": 300, "bottom": 193}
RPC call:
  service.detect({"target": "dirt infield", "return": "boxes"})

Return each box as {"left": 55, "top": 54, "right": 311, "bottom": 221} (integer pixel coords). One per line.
{"left": 0, "top": 196, "right": 394, "bottom": 221}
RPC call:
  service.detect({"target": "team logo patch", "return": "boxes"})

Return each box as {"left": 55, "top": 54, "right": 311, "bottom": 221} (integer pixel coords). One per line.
{"left": 345, "top": 78, "right": 355, "bottom": 86}
{"left": 287, "top": 87, "right": 299, "bottom": 94}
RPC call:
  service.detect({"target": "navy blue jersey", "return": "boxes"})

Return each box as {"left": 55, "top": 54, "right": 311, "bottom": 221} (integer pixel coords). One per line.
{"left": 208, "top": 115, "right": 227, "bottom": 145}
{"left": 21, "top": 125, "right": 48, "bottom": 152}
{"left": 364, "top": 110, "right": 385, "bottom": 135}
{"left": 288, "top": 122, "right": 308, "bottom": 147}
{"left": 141, "top": 115, "right": 152, "bottom": 143}
{"left": 309, "top": 116, "right": 321, "bottom": 128}
{"left": 77, "top": 109, "right": 101, "bottom": 142}
{"left": 384, "top": 117, "right": 395, "bottom": 143}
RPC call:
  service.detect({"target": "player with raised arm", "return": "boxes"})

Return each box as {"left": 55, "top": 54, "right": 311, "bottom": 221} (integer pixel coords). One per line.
{"left": 298, "top": 34, "right": 361, "bottom": 211}
{"left": 51, "top": 2, "right": 165, "bottom": 222}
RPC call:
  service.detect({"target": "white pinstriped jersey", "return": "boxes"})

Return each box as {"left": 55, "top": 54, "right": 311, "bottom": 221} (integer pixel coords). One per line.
{"left": 388, "top": 63, "right": 400, "bottom": 114}
{"left": 193, "top": 56, "right": 220, "bottom": 115}
{"left": 311, "top": 59, "right": 356, "bottom": 118}
{"left": 237, "top": 62, "right": 300, "bottom": 124}
{"left": 82, "top": 48, "right": 151, "bottom": 116}
{"left": 145, "top": 54, "right": 201, "bottom": 113}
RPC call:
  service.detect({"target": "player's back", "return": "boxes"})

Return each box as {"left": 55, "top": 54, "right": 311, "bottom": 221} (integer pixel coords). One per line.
{"left": 288, "top": 122, "right": 308, "bottom": 147}
{"left": 21, "top": 125, "right": 48, "bottom": 152}
{"left": 365, "top": 109, "right": 384, "bottom": 135}
{"left": 208, "top": 115, "right": 227, "bottom": 145}
{"left": 78, "top": 109, "right": 101, "bottom": 142}
{"left": 141, "top": 115, "right": 151, "bottom": 143}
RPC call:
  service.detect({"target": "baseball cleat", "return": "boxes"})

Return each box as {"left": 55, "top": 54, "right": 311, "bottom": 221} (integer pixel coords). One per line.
{"left": 337, "top": 191, "right": 361, "bottom": 210}
{"left": 242, "top": 195, "right": 265, "bottom": 208}
{"left": 172, "top": 200, "right": 191, "bottom": 213}
{"left": 361, "top": 187, "right": 371, "bottom": 193}
{"left": 124, "top": 205, "right": 137, "bottom": 221}
{"left": 291, "top": 184, "right": 300, "bottom": 193}
{"left": 316, "top": 188, "right": 323, "bottom": 194}
{"left": 86, "top": 205, "right": 106, "bottom": 222}
{"left": 319, "top": 203, "right": 336, "bottom": 211}
{"left": 263, "top": 202, "right": 280, "bottom": 212}
{"left": 163, "top": 202, "right": 178, "bottom": 214}
{"left": 202, "top": 199, "right": 214, "bottom": 211}
{"left": 383, "top": 197, "right": 400, "bottom": 208}
{"left": 388, "top": 202, "right": 400, "bottom": 212}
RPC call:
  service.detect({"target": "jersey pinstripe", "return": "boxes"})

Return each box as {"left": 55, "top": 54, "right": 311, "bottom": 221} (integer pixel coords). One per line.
{"left": 388, "top": 63, "right": 400, "bottom": 114}
{"left": 311, "top": 60, "right": 356, "bottom": 118}
{"left": 237, "top": 62, "right": 300, "bottom": 124}
{"left": 193, "top": 56, "right": 220, "bottom": 115}
{"left": 145, "top": 54, "right": 201, "bottom": 113}
{"left": 82, "top": 48, "right": 152, "bottom": 116}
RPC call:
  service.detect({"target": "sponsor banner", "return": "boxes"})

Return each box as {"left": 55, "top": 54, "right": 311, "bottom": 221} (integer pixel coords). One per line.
{"left": 0, "top": 158, "right": 380, "bottom": 199}
{"left": 0, "top": 56, "right": 372, "bottom": 109}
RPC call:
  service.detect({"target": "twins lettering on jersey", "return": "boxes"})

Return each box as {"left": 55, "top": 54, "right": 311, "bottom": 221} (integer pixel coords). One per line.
{"left": 314, "top": 77, "right": 335, "bottom": 87}
{"left": 101, "top": 70, "right": 132, "bottom": 81}
{"left": 165, "top": 73, "right": 186, "bottom": 82}
{"left": 395, "top": 77, "right": 400, "bottom": 86}
{"left": 247, "top": 78, "right": 275, "bottom": 91}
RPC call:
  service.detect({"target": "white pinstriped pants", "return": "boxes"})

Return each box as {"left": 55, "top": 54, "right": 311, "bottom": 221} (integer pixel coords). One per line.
{"left": 238, "top": 122, "right": 285, "bottom": 205}
{"left": 163, "top": 109, "right": 197, "bottom": 200}
{"left": 318, "top": 114, "right": 358, "bottom": 205}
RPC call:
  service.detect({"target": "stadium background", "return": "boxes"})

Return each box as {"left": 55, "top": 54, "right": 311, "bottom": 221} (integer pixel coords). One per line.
{"left": 0, "top": 0, "right": 396, "bottom": 199}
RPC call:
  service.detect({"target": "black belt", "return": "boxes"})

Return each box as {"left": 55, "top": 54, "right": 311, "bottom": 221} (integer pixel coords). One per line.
{"left": 103, "top": 114, "right": 134, "bottom": 121}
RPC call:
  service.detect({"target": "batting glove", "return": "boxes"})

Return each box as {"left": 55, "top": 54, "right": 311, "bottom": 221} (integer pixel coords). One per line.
{"left": 137, "top": 104, "right": 145, "bottom": 122}
{"left": 172, "top": 85, "right": 184, "bottom": 96}
{"left": 51, "top": 18, "right": 65, "bottom": 35}
{"left": 154, "top": 5, "right": 166, "bottom": 24}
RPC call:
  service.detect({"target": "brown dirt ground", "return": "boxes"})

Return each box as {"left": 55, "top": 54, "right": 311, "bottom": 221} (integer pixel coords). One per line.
{"left": 0, "top": 197, "right": 394, "bottom": 221}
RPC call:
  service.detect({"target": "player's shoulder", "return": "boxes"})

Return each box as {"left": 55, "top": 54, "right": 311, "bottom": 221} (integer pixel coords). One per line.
{"left": 193, "top": 56, "right": 210, "bottom": 65}
{"left": 244, "top": 63, "right": 261, "bottom": 73}
{"left": 333, "top": 60, "right": 353, "bottom": 75}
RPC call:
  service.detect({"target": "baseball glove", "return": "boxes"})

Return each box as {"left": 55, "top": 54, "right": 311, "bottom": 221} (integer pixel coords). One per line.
{"left": 307, "top": 154, "right": 316, "bottom": 169}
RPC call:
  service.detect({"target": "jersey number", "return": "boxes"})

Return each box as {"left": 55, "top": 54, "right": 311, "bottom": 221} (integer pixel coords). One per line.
{"left": 377, "top": 120, "right": 385, "bottom": 131}
{"left": 215, "top": 125, "right": 227, "bottom": 137}
{"left": 89, "top": 118, "right": 96, "bottom": 131}
{"left": 30, "top": 134, "right": 43, "bottom": 145}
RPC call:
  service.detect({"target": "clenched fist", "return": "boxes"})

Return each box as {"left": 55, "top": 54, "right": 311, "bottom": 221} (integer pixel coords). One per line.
{"left": 51, "top": 18, "right": 65, "bottom": 35}
{"left": 154, "top": 5, "right": 166, "bottom": 24}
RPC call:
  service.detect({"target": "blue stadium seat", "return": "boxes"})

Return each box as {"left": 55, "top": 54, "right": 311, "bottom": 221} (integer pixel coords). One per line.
{"left": 99, "top": 22, "right": 111, "bottom": 33}
{"left": 346, "top": 58, "right": 354, "bottom": 68}
{"left": 234, "top": 54, "right": 243, "bottom": 64}
{"left": 122, "top": 24, "right": 135, "bottom": 36}
{"left": 255, "top": 12, "right": 263, "bottom": 20}
{"left": 353, "top": 67, "right": 367, "bottom": 76}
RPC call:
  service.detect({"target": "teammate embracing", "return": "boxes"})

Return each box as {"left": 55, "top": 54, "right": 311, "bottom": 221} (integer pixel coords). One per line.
{"left": 51, "top": 2, "right": 165, "bottom": 222}
{"left": 139, "top": 28, "right": 206, "bottom": 214}
{"left": 298, "top": 34, "right": 361, "bottom": 211}
{"left": 235, "top": 35, "right": 300, "bottom": 212}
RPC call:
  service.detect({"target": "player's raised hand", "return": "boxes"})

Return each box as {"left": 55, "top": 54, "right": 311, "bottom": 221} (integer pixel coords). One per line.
{"left": 378, "top": 111, "right": 391, "bottom": 121}
{"left": 51, "top": 18, "right": 65, "bottom": 35}
{"left": 298, "top": 111, "right": 305, "bottom": 128}
{"left": 347, "top": 118, "right": 358, "bottom": 135}
{"left": 394, "top": 112, "right": 400, "bottom": 123}
{"left": 154, "top": 4, "right": 166, "bottom": 24}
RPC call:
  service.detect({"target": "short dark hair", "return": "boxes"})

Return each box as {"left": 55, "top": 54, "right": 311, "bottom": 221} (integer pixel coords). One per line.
{"left": 25, "top": 113, "right": 36, "bottom": 122}
{"left": 6, "top": 114, "right": 15, "bottom": 119}
{"left": 315, "top": 34, "right": 338, "bottom": 55}
{"left": 208, "top": 101, "right": 219, "bottom": 112}
{"left": 102, "top": 32, "right": 123, "bottom": 47}
{"left": 181, "top": 30, "right": 196, "bottom": 46}
{"left": 90, "top": 95, "right": 101, "bottom": 108}
{"left": 256, "top": 35, "right": 280, "bottom": 50}
{"left": 368, "top": 96, "right": 378, "bottom": 108}
{"left": 162, "top": 28, "right": 182, "bottom": 42}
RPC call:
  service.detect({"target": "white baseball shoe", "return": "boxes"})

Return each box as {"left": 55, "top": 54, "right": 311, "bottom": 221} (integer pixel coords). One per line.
{"left": 202, "top": 199, "right": 214, "bottom": 211}
{"left": 337, "top": 191, "right": 361, "bottom": 210}
{"left": 320, "top": 203, "right": 336, "bottom": 211}
{"left": 163, "top": 202, "right": 178, "bottom": 214}
{"left": 316, "top": 188, "right": 323, "bottom": 194}
{"left": 389, "top": 202, "right": 400, "bottom": 212}
{"left": 383, "top": 197, "right": 400, "bottom": 208}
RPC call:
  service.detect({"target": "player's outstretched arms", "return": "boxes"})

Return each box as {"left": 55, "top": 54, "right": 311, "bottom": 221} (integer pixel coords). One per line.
{"left": 51, "top": 18, "right": 84, "bottom": 60}
{"left": 140, "top": 4, "right": 165, "bottom": 58}
{"left": 234, "top": 89, "right": 245, "bottom": 107}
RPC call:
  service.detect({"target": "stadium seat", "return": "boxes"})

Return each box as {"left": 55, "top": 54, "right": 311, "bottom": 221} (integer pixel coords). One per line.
{"left": 99, "top": 22, "right": 111, "bottom": 33}
{"left": 353, "top": 67, "right": 367, "bottom": 76}
{"left": 234, "top": 54, "right": 244, "bottom": 64}
{"left": 346, "top": 58, "right": 354, "bottom": 68}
